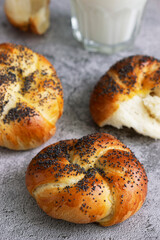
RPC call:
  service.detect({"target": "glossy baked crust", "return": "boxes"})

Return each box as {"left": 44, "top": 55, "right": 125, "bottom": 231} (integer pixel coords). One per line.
{"left": 0, "top": 43, "right": 63, "bottom": 150}
{"left": 26, "top": 133, "right": 148, "bottom": 226}
{"left": 90, "top": 55, "right": 160, "bottom": 127}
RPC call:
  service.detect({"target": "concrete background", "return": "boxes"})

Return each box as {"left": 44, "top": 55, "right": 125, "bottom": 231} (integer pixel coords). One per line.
{"left": 0, "top": 0, "right": 160, "bottom": 239}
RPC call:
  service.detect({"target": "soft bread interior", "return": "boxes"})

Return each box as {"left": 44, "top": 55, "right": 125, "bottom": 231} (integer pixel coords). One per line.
{"left": 5, "top": 0, "right": 31, "bottom": 23}
{"left": 30, "top": 5, "right": 50, "bottom": 34}
{"left": 143, "top": 95, "right": 160, "bottom": 122}
{"left": 101, "top": 93, "right": 160, "bottom": 139}
{"left": 5, "top": 0, "right": 50, "bottom": 34}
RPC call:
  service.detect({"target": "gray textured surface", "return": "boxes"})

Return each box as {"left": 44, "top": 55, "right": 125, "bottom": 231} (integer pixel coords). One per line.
{"left": 0, "top": 0, "right": 160, "bottom": 240}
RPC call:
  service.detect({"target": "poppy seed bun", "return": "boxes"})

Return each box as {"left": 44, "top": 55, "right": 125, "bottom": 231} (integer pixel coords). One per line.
{"left": 90, "top": 55, "right": 160, "bottom": 139}
{"left": 26, "top": 133, "right": 148, "bottom": 226}
{"left": 0, "top": 43, "right": 63, "bottom": 150}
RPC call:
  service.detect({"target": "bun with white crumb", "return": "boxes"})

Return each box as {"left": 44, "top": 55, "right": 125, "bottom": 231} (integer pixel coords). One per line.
{"left": 4, "top": 0, "right": 50, "bottom": 34}
{"left": 90, "top": 55, "right": 160, "bottom": 139}
{"left": 26, "top": 133, "right": 148, "bottom": 226}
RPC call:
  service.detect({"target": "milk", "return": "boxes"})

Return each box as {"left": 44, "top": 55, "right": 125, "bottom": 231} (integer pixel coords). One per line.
{"left": 70, "top": 0, "right": 147, "bottom": 53}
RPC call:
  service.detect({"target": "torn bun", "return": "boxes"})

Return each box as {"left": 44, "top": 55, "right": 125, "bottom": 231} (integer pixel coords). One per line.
{"left": 90, "top": 55, "right": 160, "bottom": 139}
{"left": 4, "top": 0, "right": 50, "bottom": 34}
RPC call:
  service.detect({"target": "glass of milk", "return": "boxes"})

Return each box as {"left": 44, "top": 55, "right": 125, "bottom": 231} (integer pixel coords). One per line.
{"left": 70, "top": 0, "right": 148, "bottom": 54}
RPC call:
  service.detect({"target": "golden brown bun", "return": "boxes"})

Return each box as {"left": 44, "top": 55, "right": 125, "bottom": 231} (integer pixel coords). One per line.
{"left": 90, "top": 55, "right": 160, "bottom": 138}
{"left": 4, "top": 0, "right": 50, "bottom": 35}
{"left": 26, "top": 133, "right": 148, "bottom": 226}
{"left": 0, "top": 43, "right": 63, "bottom": 150}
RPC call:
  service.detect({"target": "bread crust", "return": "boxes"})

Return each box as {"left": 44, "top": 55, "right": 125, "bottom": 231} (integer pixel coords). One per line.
{"left": 26, "top": 133, "right": 148, "bottom": 226}
{"left": 0, "top": 43, "right": 63, "bottom": 150}
{"left": 90, "top": 55, "right": 160, "bottom": 127}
